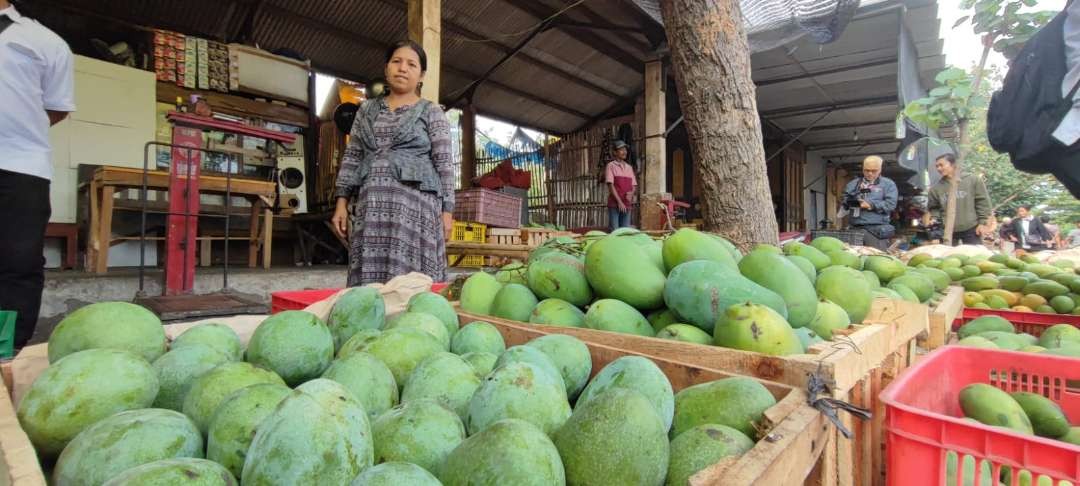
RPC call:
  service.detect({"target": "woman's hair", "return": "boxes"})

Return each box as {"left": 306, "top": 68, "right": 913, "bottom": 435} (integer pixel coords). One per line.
{"left": 385, "top": 40, "right": 428, "bottom": 72}
{"left": 936, "top": 153, "right": 957, "bottom": 165}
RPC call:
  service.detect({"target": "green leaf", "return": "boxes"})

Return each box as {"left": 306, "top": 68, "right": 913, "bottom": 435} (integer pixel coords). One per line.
{"left": 952, "top": 85, "right": 973, "bottom": 99}
{"left": 935, "top": 68, "right": 968, "bottom": 83}
{"left": 953, "top": 16, "right": 971, "bottom": 29}
{"left": 929, "top": 86, "right": 951, "bottom": 97}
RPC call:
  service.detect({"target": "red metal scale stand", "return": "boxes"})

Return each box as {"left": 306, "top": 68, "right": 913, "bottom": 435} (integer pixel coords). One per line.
{"left": 135, "top": 112, "right": 296, "bottom": 320}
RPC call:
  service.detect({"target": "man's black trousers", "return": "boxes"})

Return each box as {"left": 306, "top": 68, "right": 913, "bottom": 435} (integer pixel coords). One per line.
{"left": 0, "top": 169, "right": 50, "bottom": 348}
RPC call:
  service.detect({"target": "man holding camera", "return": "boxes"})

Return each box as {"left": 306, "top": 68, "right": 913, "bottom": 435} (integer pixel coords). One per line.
{"left": 842, "top": 156, "right": 898, "bottom": 249}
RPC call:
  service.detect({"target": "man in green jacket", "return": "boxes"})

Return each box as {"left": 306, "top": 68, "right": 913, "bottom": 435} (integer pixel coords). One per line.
{"left": 927, "top": 153, "right": 993, "bottom": 245}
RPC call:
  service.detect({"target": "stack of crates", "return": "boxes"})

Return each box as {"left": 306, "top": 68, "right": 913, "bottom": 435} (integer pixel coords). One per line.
{"left": 448, "top": 222, "right": 487, "bottom": 268}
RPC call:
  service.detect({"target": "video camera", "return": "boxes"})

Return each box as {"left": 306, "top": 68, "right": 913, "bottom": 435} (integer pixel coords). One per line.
{"left": 843, "top": 187, "right": 871, "bottom": 209}
{"left": 843, "top": 187, "right": 871, "bottom": 218}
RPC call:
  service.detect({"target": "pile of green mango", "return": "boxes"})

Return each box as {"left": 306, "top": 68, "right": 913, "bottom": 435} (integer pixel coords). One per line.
{"left": 955, "top": 316, "right": 1080, "bottom": 357}
{"left": 909, "top": 251, "right": 1080, "bottom": 315}
{"left": 464, "top": 229, "right": 936, "bottom": 357}
{"left": 16, "top": 290, "right": 782, "bottom": 485}
{"left": 958, "top": 382, "right": 1080, "bottom": 447}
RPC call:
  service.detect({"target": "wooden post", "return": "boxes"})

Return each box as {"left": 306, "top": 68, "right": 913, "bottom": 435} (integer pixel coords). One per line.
{"left": 408, "top": 0, "right": 441, "bottom": 103}
{"left": 461, "top": 102, "right": 476, "bottom": 189}
{"left": 643, "top": 59, "right": 666, "bottom": 194}
{"left": 96, "top": 186, "right": 115, "bottom": 274}
{"left": 640, "top": 59, "right": 667, "bottom": 230}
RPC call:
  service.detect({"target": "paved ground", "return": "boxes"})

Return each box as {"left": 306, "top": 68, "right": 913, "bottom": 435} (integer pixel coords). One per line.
{"left": 29, "top": 265, "right": 477, "bottom": 346}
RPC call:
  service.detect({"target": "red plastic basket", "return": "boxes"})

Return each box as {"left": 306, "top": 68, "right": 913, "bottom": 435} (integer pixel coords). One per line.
{"left": 453, "top": 188, "right": 522, "bottom": 228}
{"left": 954, "top": 307, "right": 1080, "bottom": 337}
{"left": 881, "top": 346, "right": 1080, "bottom": 485}
{"left": 270, "top": 283, "right": 448, "bottom": 314}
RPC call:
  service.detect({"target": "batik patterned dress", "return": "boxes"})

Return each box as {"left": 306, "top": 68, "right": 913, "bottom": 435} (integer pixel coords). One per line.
{"left": 335, "top": 98, "right": 454, "bottom": 286}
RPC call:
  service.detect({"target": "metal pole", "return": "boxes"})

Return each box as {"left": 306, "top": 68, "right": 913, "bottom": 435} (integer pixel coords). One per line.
{"left": 183, "top": 146, "right": 194, "bottom": 292}
{"left": 224, "top": 154, "right": 232, "bottom": 290}
{"left": 138, "top": 142, "right": 153, "bottom": 296}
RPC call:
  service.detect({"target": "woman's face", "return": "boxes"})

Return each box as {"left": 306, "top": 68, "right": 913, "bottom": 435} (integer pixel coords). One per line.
{"left": 385, "top": 47, "right": 424, "bottom": 95}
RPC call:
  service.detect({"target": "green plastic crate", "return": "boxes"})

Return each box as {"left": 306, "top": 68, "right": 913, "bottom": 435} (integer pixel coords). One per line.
{"left": 0, "top": 310, "right": 15, "bottom": 359}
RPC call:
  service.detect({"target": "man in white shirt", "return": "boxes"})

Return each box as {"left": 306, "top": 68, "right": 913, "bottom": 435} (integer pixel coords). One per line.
{"left": 0, "top": 0, "right": 75, "bottom": 348}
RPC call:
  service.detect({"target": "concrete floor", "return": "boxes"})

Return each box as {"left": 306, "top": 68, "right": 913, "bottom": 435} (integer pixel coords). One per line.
{"left": 30, "top": 265, "right": 475, "bottom": 345}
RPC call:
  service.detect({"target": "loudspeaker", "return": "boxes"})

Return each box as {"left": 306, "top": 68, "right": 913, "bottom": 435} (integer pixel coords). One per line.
{"left": 276, "top": 156, "right": 307, "bottom": 214}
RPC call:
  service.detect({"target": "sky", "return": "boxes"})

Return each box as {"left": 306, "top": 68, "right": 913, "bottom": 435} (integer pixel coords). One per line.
{"left": 938, "top": 0, "right": 1066, "bottom": 70}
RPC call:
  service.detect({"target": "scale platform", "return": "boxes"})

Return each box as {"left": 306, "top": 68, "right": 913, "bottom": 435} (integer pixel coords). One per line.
{"left": 135, "top": 291, "right": 267, "bottom": 321}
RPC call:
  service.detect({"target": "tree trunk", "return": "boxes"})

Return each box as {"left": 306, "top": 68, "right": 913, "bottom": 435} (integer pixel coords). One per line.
{"left": 659, "top": 0, "right": 778, "bottom": 247}
{"left": 943, "top": 41, "right": 993, "bottom": 244}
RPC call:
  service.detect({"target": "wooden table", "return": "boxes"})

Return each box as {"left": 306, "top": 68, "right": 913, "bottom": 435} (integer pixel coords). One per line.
{"left": 84, "top": 166, "right": 277, "bottom": 274}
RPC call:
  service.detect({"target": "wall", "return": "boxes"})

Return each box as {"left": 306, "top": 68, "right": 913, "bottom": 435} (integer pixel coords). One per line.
{"left": 804, "top": 151, "right": 828, "bottom": 230}
{"left": 49, "top": 56, "right": 157, "bottom": 223}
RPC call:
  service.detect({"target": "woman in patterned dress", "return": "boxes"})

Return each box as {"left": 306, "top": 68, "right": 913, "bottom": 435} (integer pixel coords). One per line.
{"left": 331, "top": 40, "right": 455, "bottom": 286}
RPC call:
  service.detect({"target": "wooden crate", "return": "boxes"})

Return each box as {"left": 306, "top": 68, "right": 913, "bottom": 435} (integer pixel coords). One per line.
{"left": 485, "top": 228, "right": 522, "bottom": 267}
{"left": 0, "top": 368, "right": 44, "bottom": 486}
{"left": 925, "top": 286, "right": 964, "bottom": 351}
{"left": 457, "top": 298, "right": 929, "bottom": 486}
{"left": 520, "top": 228, "right": 576, "bottom": 248}
{"left": 476, "top": 318, "right": 831, "bottom": 485}
{"left": 0, "top": 298, "right": 827, "bottom": 486}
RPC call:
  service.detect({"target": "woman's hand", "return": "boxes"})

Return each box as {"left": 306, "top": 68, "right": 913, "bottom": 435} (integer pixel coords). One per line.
{"left": 442, "top": 212, "right": 454, "bottom": 241}
{"left": 331, "top": 198, "right": 349, "bottom": 240}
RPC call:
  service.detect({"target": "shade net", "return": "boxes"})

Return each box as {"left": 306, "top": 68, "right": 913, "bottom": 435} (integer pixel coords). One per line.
{"left": 633, "top": 0, "right": 864, "bottom": 53}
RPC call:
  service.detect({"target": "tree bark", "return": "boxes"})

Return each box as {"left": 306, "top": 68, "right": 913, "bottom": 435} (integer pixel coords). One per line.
{"left": 659, "top": 0, "right": 778, "bottom": 248}
{"left": 943, "top": 41, "right": 993, "bottom": 244}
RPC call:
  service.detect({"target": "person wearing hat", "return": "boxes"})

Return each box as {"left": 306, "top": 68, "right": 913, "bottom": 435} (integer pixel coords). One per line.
{"left": 605, "top": 140, "right": 637, "bottom": 231}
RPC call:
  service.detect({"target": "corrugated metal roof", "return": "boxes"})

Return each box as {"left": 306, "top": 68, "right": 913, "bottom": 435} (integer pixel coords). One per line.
{"left": 34, "top": 0, "right": 943, "bottom": 138}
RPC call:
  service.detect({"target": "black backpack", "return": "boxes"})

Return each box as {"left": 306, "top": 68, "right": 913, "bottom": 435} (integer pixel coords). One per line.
{"left": 986, "top": 10, "right": 1079, "bottom": 171}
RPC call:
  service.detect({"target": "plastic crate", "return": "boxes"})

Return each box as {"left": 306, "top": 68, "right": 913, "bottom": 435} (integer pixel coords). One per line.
{"left": 270, "top": 283, "right": 448, "bottom": 314}
{"left": 881, "top": 346, "right": 1080, "bottom": 485}
{"left": 453, "top": 188, "right": 522, "bottom": 229}
{"left": 954, "top": 307, "right": 1080, "bottom": 337}
{"left": 0, "top": 310, "right": 14, "bottom": 359}
{"left": 448, "top": 221, "right": 486, "bottom": 268}
{"left": 811, "top": 229, "right": 864, "bottom": 246}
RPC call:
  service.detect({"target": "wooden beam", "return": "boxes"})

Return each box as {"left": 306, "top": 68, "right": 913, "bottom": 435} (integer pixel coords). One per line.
{"left": 622, "top": 0, "right": 668, "bottom": 48}
{"left": 369, "top": 0, "right": 623, "bottom": 101}
{"left": 643, "top": 59, "right": 666, "bottom": 194}
{"left": 807, "top": 138, "right": 898, "bottom": 150}
{"left": 783, "top": 119, "right": 897, "bottom": 134}
{"left": 460, "top": 103, "right": 477, "bottom": 189}
{"left": 568, "top": 3, "right": 654, "bottom": 54}
{"left": 501, "top": 0, "right": 644, "bottom": 72}
{"left": 257, "top": 2, "right": 591, "bottom": 121}
{"left": 408, "top": 0, "right": 441, "bottom": 103}
{"left": 755, "top": 58, "right": 897, "bottom": 87}
{"left": 760, "top": 96, "right": 898, "bottom": 119}
{"left": 445, "top": 13, "right": 555, "bottom": 108}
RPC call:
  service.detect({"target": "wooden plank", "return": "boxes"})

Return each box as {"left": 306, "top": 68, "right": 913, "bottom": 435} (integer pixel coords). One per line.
{"left": 95, "top": 186, "right": 115, "bottom": 274}
{"left": 0, "top": 371, "right": 45, "bottom": 486}
{"left": 93, "top": 166, "right": 276, "bottom": 199}
{"left": 86, "top": 179, "right": 99, "bottom": 273}
{"left": 262, "top": 208, "right": 273, "bottom": 269}
{"left": 200, "top": 238, "right": 212, "bottom": 267}
{"left": 156, "top": 82, "right": 309, "bottom": 127}
{"left": 248, "top": 200, "right": 262, "bottom": 268}
{"left": 926, "top": 286, "right": 964, "bottom": 350}
{"left": 445, "top": 241, "right": 531, "bottom": 260}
